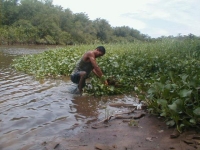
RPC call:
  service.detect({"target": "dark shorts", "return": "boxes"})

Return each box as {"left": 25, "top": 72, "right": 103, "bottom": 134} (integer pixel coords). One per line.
{"left": 71, "top": 73, "right": 80, "bottom": 84}
{"left": 70, "top": 72, "right": 86, "bottom": 87}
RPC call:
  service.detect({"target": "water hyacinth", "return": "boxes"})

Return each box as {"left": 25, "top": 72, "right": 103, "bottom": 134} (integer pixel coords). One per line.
{"left": 12, "top": 39, "right": 200, "bottom": 132}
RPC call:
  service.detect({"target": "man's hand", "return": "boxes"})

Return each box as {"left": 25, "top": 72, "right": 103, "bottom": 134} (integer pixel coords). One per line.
{"left": 100, "top": 75, "right": 108, "bottom": 85}
{"left": 104, "top": 80, "right": 108, "bottom": 85}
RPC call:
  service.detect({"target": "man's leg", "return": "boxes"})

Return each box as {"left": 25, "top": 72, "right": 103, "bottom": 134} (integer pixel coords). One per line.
{"left": 78, "top": 71, "right": 86, "bottom": 94}
{"left": 71, "top": 71, "right": 86, "bottom": 95}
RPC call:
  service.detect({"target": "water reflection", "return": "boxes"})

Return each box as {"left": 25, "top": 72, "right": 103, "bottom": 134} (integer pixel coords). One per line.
{"left": 0, "top": 46, "right": 77, "bottom": 150}
{"left": 73, "top": 96, "right": 99, "bottom": 116}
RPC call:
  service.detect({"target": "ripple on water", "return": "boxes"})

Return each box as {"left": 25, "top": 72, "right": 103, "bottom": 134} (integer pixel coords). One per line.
{"left": 0, "top": 46, "right": 140, "bottom": 150}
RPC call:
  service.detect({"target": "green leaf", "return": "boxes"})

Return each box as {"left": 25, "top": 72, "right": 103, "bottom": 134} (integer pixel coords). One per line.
{"left": 160, "top": 112, "right": 166, "bottom": 117}
{"left": 171, "top": 84, "right": 178, "bottom": 89}
{"left": 174, "top": 99, "right": 183, "bottom": 105}
{"left": 180, "top": 124, "right": 185, "bottom": 128}
{"left": 178, "top": 89, "right": 192, "bottom": 98}
{"left": 165, "top": 84, "right": 171, "bottom": 90}
{"left": 157, "top": 99, "right": 167, "bottom": 107}
{"left": 179, "top": 74, "right": 188, "bottom": 82}
{"left": 189, "top": 119, "right": 196, "bottom": 124}
{"left": 168, "top": 102, "right": 177, "bottom": 111}
{"left": 193, "top": 107, "right": 200, "bottom": 116}
{"left": 108, "top": 86, "right": 115, "bottom": 92}
{"left": 166, "top": 120, "right": 175, "bottom": 126}
{"left": 113, "top": 62, "right": 119, "bottom": 68}
{"left": 147, "top": 88, "right": 155, "bottom": 94}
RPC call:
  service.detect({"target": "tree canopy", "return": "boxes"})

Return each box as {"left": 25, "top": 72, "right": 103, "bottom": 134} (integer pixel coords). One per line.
{"left": 0, "top": 0, "right": 198, "bottom": 45}
{"left": 0, "top": 0, "right": 151, "bottom": 45}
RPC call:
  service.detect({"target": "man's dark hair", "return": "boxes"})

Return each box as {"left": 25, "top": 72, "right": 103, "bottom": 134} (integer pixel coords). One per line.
{"left": 96, "top": 46, "right": 106, "bottom": 55}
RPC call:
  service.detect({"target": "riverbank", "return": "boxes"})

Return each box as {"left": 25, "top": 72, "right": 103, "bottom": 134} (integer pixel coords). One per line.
{"left": 35, "top": 110, "right": 200, "bottom": 150}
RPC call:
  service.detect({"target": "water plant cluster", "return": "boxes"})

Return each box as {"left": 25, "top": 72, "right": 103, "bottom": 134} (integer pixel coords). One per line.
{"left": 12, "top": 38, "right": 200, "bottom": 132}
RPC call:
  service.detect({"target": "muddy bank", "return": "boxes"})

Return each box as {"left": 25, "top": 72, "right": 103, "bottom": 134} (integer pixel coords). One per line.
{"left": 34, "top": 109, "right": 200, "bottom": 150}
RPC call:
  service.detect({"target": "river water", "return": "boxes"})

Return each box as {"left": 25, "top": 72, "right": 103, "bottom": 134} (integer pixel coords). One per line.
{"left": 0, "top": 46, "right": 137, "bottom": 150}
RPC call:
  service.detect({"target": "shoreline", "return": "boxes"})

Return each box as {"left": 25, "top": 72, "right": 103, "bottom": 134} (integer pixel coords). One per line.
{"left": 36, "top": 110, "right": 200, "bottom": 150}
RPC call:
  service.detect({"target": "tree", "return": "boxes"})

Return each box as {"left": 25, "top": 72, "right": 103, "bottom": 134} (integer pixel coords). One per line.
{"left": 0, "top": 0, "right": 2, "bottom": 26}
{"left": 1, "top": 0, "right": 20, "bottom": 25}
{"left": 0, "top": 0, "right": 157, "bottom": 45}
{"left": 93, "top": 18, "right": 112, "bottom": 42}
{"left": 13, "top": 19, "right": 38, "bottom": 44}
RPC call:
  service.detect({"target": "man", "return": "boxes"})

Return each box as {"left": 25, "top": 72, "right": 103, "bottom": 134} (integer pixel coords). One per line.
{"left": 70, "top": 46, "right": 108, "bottom": 95}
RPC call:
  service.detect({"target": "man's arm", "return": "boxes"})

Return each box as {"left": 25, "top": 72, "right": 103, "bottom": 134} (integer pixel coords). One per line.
{"left": 88, "top": 54, "right": 103, "bottom": 77}
{"left": 92, "top": 68, "right": 108, "bottom": 85}
{"left": 88, "top": 53, "right": 108, "bottom": 85}
{"left": 92, "top": 69, "right": 101, "bottom": 78}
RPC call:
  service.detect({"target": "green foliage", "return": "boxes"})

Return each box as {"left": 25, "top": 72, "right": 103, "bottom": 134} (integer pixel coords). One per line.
{"left": 13, "top": 19, "right": 38, "bottom": 44}
{"left": 12, "top": 46, "right": 82, "bottom": 78}
{"left": 12, "top": 39, "right": 200, "bottom": 131}
{"left": 0, "top": 0, "right": 152, "bottom": 45}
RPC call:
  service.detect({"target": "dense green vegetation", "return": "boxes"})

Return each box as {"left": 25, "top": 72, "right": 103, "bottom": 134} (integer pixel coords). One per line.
{"left": 12, "top": 38, "right": 200, "bottom": 132}
{"left": 0, "top": 0, "right": 152, "bottom": 45}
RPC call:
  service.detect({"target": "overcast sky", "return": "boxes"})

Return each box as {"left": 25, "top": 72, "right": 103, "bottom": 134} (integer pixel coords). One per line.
{"left": 53, "top": 0, "right": 200, "bottom": 38}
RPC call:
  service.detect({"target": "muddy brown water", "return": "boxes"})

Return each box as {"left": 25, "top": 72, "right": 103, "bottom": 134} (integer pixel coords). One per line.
{"left": 0, "top": 46, "right": 138, "bottom": 150}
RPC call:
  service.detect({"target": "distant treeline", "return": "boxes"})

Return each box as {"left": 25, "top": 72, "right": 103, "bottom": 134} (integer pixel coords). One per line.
{"left": 0, "top": 0, "right": 199, "bottom": 45}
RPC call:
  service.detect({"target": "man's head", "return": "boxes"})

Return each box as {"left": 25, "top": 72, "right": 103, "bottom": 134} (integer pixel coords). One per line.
{"left": 95, "top": 46, "right": 106, "bottom": 57}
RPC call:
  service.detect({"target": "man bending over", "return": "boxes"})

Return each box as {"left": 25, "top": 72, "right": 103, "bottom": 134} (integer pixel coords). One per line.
{"left": 70, "top": 46, "right": 108, "bottom": 95}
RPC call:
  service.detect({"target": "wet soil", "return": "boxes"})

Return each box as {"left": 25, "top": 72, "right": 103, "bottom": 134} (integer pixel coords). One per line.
{"left": 37, "top": 110, "right": 200, "bottom": 150}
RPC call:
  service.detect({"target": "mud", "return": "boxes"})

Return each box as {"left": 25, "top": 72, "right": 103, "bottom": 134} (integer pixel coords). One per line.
{"left": 36, "top": 110, "right": 200, "bottom": 150}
